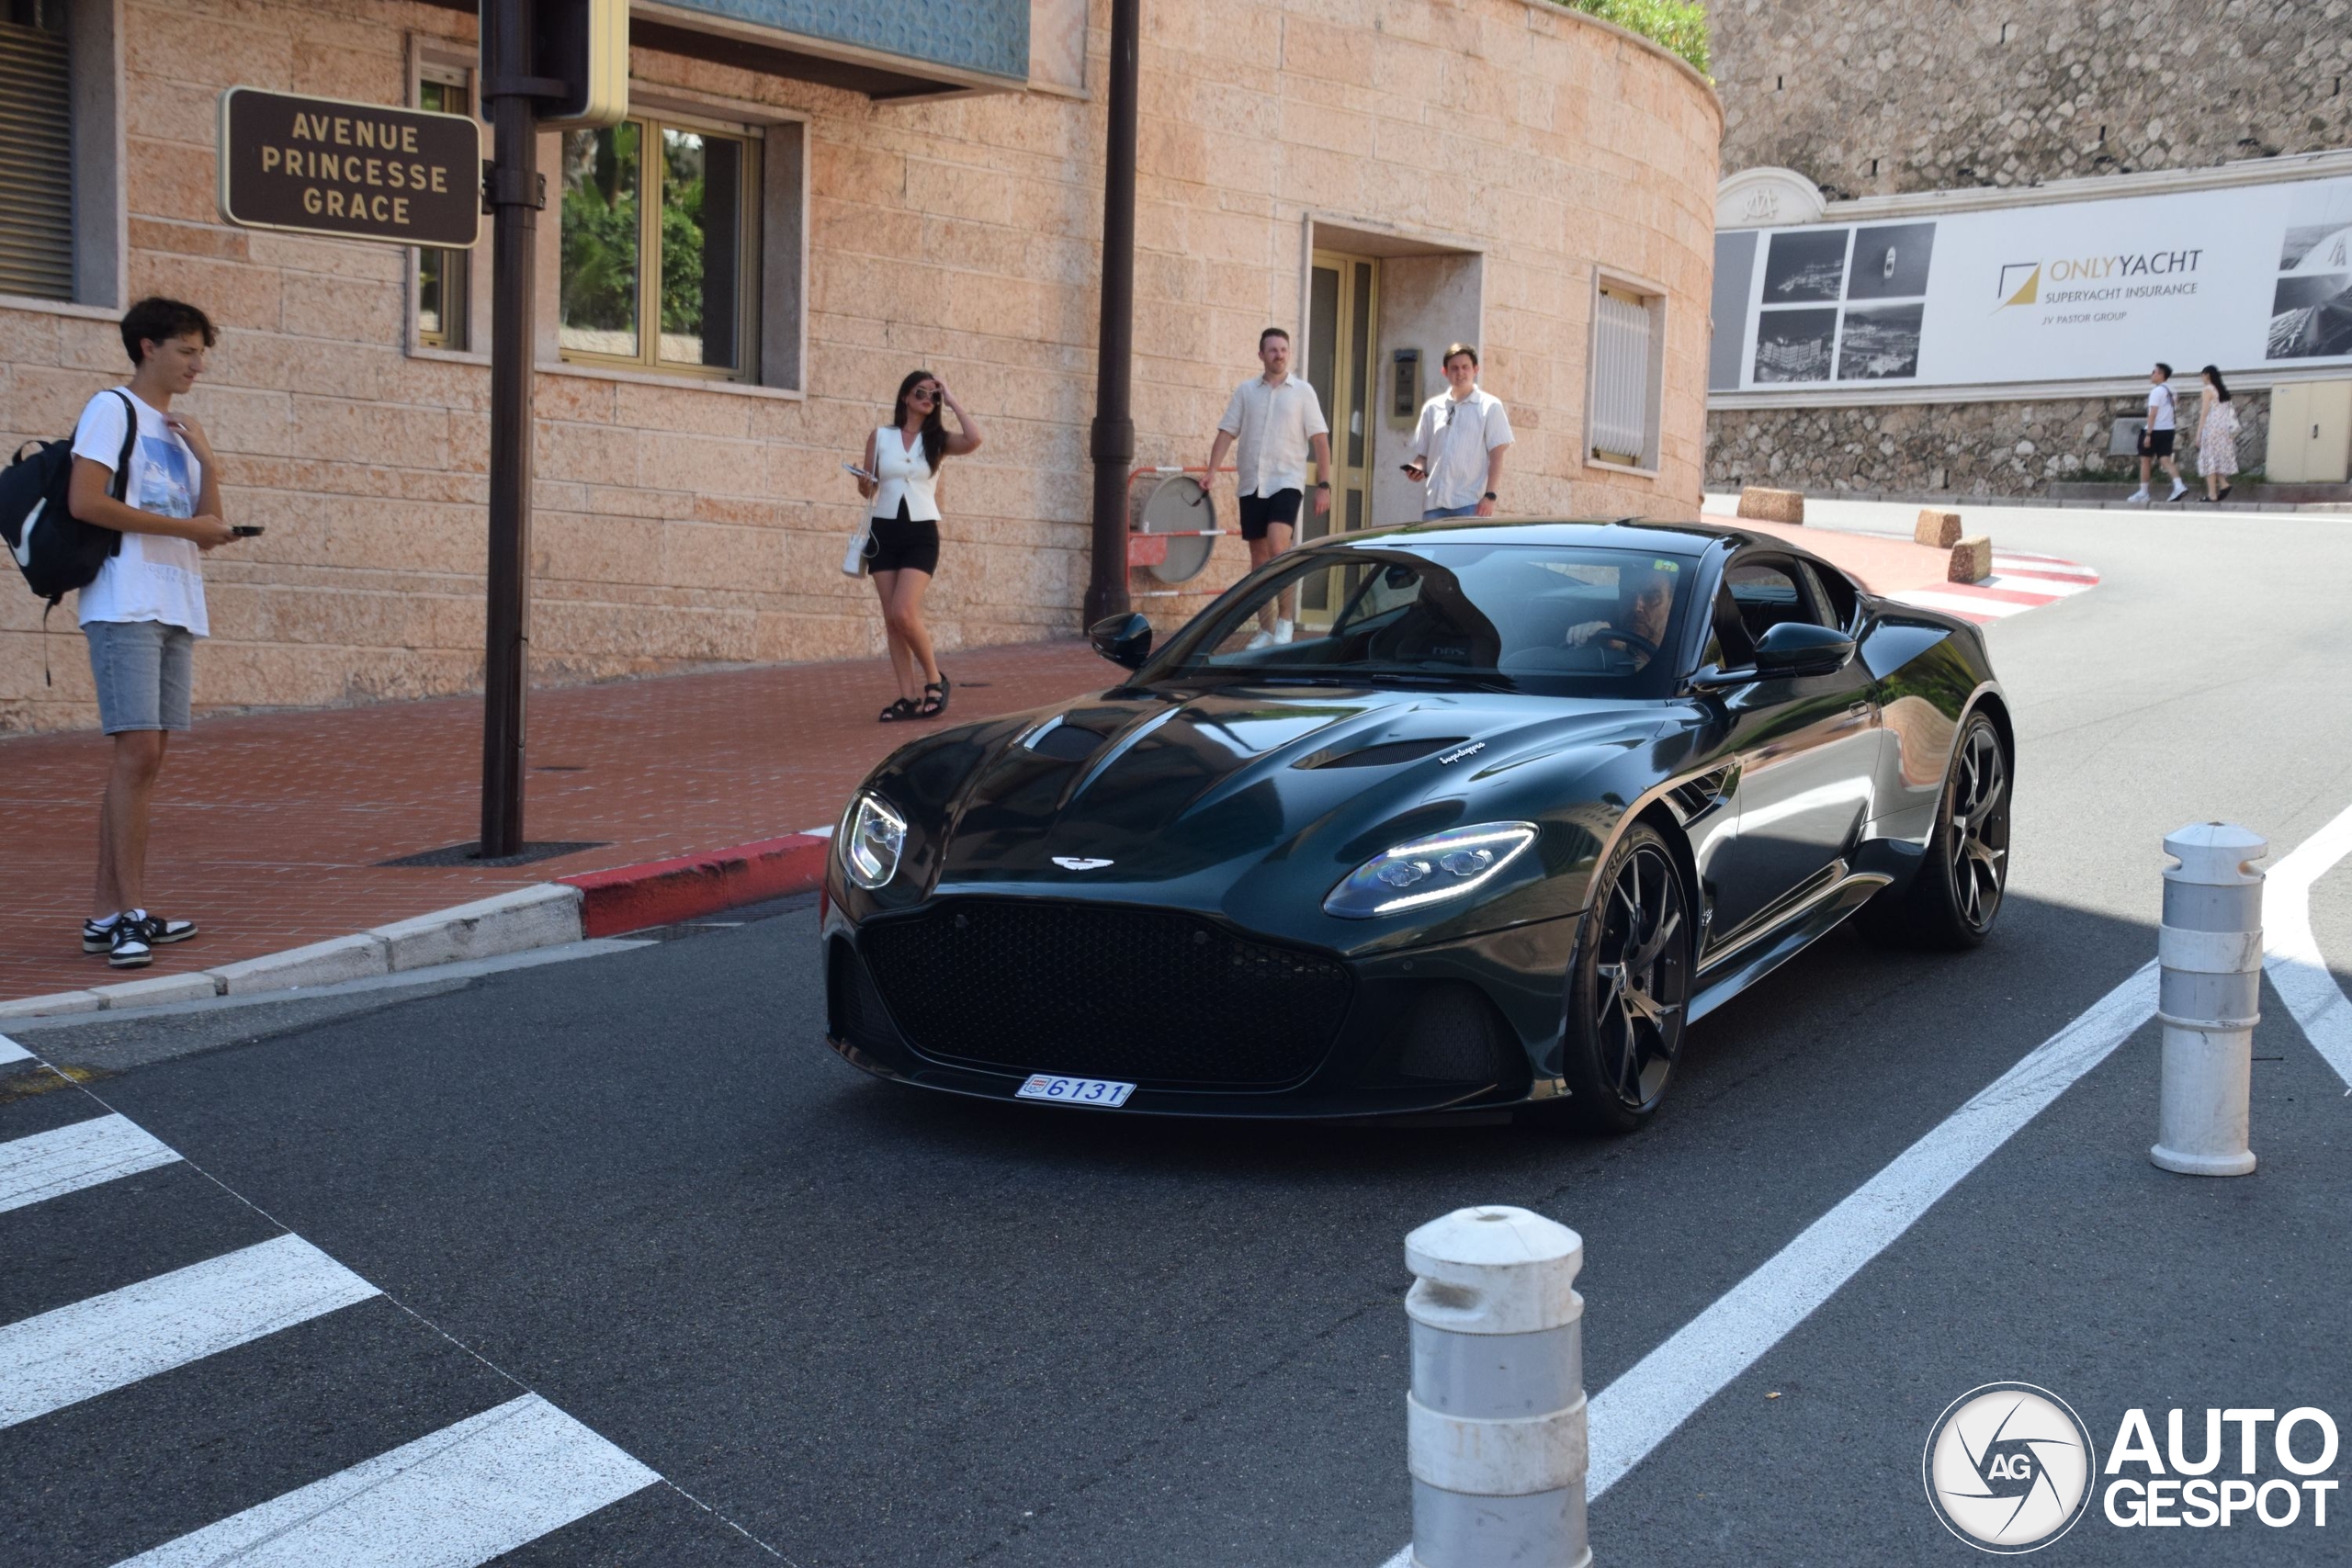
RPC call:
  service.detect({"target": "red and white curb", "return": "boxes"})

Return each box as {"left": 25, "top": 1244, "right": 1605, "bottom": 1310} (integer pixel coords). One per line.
{"left": 0, "top": 827, "right": 839, "bottom": 1021}
{"left": 1885, "top": 549, "right": 2100, "bottom": 624}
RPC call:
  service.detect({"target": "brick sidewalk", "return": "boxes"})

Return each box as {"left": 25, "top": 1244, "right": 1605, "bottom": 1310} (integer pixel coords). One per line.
{"left": 0, "top": 517, "right": 1969, "bottom": 1003}
{"left": 0, "top": 640, "right": 1107, "bottom": 1001}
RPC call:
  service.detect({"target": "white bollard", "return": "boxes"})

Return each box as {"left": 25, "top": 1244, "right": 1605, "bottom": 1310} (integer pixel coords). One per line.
{"left": 1404, "top": 1206, "right": 1589, "bottom": 1568}
{"left": 2150, "top": 821, "right": 2267, "bottom": 1177}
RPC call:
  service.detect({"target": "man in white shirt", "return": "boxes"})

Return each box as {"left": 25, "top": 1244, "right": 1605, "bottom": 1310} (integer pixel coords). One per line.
{"left": 66, "top": 297, "right": 239, "bottom": 969}
{"left": 1404, "top": 344, "right": 1513, "bottom": 521}
{"left": 2130, "top": 361, "right": 2188, "bottom": 503}
{"left": 1206, "top": 327, "right": 1334, "bottom": 645}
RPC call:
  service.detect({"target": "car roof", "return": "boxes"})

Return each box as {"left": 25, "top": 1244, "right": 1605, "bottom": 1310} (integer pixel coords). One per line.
{"left": 1315, "top": 515, "right": 1852, "bottom": 578}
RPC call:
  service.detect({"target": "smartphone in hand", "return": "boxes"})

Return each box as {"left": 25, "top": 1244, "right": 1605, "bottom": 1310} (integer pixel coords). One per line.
{"left": 231, "top": 525, "right": 265, "bottom": 536}
{"left": 842, "top": 462, "right": 880, "bottom": 483}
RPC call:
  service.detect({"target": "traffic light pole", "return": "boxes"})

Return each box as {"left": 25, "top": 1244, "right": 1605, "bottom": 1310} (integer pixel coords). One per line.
{"left": 1081, "top": 0, "right": 1139, "bottom": 628}
{"left": 480, "top": 0, "right": 540, "bottom": 859}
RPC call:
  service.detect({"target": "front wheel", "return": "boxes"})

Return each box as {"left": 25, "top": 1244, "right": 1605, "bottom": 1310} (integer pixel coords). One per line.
{"left": 1866, "top": 711, "right": 2011, "bottom": 949}
{"left": 1559, "top": 824, "right": 1692, "bottom": 1134}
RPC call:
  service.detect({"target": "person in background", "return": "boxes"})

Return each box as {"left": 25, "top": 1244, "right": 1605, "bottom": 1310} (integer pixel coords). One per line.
{"left": 2130, "top": 362, "right": 2188, "bottom": 504}
{"left": 67, "top": 297, "right": 242, "bottom": 969}
{"left": 1404, "top": 344, "right": 1512, "bottom": 520}
{"left": 854, "top": 370, "right": 982, "bottom": 721}
{"left": 2194, "top": 364, "right": 2239, "bottom": 504}
{"left": 1206, "top": 328, "right": 1334, "bottom": 649}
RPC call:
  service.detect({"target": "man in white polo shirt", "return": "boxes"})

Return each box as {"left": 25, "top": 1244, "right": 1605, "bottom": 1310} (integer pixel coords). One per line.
{"left": 1206, "top": 327, "right": 1333, "bottom": 646}
{"left": 1404, "top": 343, "right": 1512, "bottom": 520}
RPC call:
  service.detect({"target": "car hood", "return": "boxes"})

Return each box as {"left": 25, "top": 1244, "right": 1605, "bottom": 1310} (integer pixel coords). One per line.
{"left": 899, "top": 682, "right": 1675, "bottom": 899}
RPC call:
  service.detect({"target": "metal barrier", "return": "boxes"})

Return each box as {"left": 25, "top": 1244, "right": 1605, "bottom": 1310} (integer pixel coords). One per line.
{"left": 1125, "top": 464, "right": 1232, "bottom": 596}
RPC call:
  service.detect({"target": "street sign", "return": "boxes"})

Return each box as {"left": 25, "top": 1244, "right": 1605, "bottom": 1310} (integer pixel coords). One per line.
{"left": 217, "top": 87, "right": 481, "bottom": 248}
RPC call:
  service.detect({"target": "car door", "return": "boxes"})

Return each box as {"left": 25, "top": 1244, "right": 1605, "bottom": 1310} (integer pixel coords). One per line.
{"left": 1701, "top": 552, "right": 1886, "bottom": 942}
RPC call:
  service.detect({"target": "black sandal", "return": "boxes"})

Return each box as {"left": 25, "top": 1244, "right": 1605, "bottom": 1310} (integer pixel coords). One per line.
{"left": 878, "top": 697, "right": 919, "bottom": 722}
{"left": 918, "top": 672, "right": 951, "bottom": 717}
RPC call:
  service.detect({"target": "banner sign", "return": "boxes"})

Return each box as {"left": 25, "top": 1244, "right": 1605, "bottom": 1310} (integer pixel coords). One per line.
{"left": 1710, "top": 174, "right": 2352, "bottom": 392}
{"left": 218, "top": 88, "right": 481, "bottom": 248}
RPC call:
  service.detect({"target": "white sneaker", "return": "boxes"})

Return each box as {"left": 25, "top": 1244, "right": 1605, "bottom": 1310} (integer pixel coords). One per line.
{"left": 1246, "top": 627, "right": 1275, "bottom": 650}
{"left": 1272, "top": 618, "right": 1295, "bottom": 645}
{"left": 2127, "top": 488, "right": 2150, "bottom": 503}
{"left": 2167, "top": 480, "right": 2188, "bottom": 501}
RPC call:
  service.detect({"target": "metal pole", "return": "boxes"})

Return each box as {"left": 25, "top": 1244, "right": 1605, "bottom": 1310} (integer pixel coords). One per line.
{"left": 1405, "top": 1206, "right": 1590, "bottom": 1568}
{"left": 1081, "top": 0, "right": 1138, "bottom": 629}
{"left": 2150, "top": 821, "right": 2267, "bottom": 1176}
{"left": 480, "top": 0, "right": 539, "bottom": 858}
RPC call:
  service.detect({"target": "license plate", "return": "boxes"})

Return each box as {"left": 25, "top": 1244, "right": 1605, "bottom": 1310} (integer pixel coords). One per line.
{"left": 1015, "top": 1074, "right": 1136, "bottom": 1108}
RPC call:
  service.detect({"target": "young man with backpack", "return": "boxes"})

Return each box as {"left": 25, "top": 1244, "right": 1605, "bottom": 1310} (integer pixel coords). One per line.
{"left": 65, "top": 298, "right": 239, "bottom": 968}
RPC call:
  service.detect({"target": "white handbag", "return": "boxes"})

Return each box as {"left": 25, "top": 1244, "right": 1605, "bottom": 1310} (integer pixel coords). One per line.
{"left": 841, "top": 515, "right": 873, "bottom": 578}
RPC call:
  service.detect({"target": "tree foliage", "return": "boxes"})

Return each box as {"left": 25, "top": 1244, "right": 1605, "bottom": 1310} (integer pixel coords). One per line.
{"left": 1559, "top": 0, "right": 1711, "bottom": 76}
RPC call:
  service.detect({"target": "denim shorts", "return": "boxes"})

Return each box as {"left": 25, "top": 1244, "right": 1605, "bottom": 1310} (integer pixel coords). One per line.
{"left": 85, "top": 619, "right": 195, "bottom": 733}
{"left": 1422, "top": 503, "right": 1482, "bottom": 520}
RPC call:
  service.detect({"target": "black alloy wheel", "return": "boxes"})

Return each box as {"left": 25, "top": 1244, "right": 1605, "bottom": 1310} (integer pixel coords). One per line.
{"left": 1560, "top": 823, "right": 1692, "bottom": 1134}
{"left": 1870, "top": 710, "right": 2011, "bottom": 948}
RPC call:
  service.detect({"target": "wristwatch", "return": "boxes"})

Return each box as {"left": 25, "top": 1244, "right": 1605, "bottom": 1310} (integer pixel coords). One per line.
{"left": 1482, "top": 491, "right": 1498, "bottom": 501}
{"left": 1315, "top": 480, "right": 1330, "bottom": 489}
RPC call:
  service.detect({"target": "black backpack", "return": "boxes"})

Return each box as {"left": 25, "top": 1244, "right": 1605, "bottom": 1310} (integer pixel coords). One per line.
{"left": 3, "top": 388, "right": 134, "bottom": 605}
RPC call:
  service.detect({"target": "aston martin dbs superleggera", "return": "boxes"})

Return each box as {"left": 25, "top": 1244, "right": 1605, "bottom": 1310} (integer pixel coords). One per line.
{"left": 821, "top": 518, "right": 2011, "bottom": 1131}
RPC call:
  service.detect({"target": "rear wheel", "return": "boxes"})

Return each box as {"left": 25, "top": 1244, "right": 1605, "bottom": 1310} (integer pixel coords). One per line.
{"left": 1559, "top": 823, "right": 1691, "bottom": 1134}
{"left": 1866, "top": 711, "right": 2010, "bottom": 949}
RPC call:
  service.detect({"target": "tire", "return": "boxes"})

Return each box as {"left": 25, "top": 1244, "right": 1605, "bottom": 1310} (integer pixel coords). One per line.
{"left": 1864, "top": 711, "right": 2011, "bottom": 950}
{"left": 1559, "top": 823, "right": 1693, "bottom": 1134}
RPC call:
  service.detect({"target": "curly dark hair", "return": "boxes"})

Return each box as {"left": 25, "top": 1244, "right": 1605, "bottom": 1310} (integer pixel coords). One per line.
{"left": 120, "top": 297, "right": 217, "bottom": 367}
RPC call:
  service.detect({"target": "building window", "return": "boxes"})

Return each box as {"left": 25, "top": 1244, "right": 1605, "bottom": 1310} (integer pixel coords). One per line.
{"left": 560, "top": 113, "right": 758, "bottom": 378}
{"left": 0, "top": 0, "right": 74, "bottom": 301}
{"left": 414, "top": 68, "right": 470, "bottom": 349}
{"left": 1588, "top": 279, "right": 1666, "bottom": 471}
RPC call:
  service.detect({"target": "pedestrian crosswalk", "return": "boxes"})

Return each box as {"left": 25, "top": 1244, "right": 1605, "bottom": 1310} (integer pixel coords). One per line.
{"left": 0, "top": 1032, "right": 686, "bottom": 1567}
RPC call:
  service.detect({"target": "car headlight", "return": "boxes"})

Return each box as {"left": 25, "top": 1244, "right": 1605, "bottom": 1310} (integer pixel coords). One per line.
{"left": 842, "top": 793, "right": 909, "bottom": 889}
{"left": 1324, "top": 822, "right": 1539, "bottom": 919}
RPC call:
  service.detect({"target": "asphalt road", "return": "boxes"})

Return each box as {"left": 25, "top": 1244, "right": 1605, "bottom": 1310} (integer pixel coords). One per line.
{"left": 5, "top": 502, "right": 2349, "bottom": 1565}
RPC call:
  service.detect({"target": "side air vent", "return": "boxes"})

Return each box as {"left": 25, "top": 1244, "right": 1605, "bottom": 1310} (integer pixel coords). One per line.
{"left": 1667, "top": 766, "right": 1733, "bottom": 820}
{"left": 1295, "top": 737, "right": 1467, "bottom": 770}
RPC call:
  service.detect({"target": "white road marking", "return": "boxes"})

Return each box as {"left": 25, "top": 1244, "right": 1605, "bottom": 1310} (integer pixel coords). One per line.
{"left": 111, "top": 1393, "right": 658, "bottom": 1568}
{"left": 1888, "top": 589, "right": 2036, "bottom": 618}
{"left": 2261, "top": 800, "right": 2352, "bottom": 1089}
{"left": 1983, "top": 573, "right": 2097, "bottom": 596}
{"left": 0, "top": 1032, "right": 29, "bottom": 1066}
{"left": 0, "top": 1113, "right": 181, "bottom": 1215}
{"left": 0, "top": 1234, "right": 378, "bottom": 1428}
{"left": 1582, "top": 965, "right": 2157, "bottom": 1497}
{"left": 1991, "top": 558, "right": 2098, "bottom": 581}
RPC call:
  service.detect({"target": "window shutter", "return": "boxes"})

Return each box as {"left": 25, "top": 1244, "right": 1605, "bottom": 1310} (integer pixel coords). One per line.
{"left": 1590, "top": 287, "right": 1654, "bottom": 465}
{"left": 0, "top": 15, "right": 74, "bottom": 301}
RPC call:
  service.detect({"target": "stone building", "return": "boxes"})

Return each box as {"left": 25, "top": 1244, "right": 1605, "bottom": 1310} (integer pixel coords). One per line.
{"left": 1704, "top": 0, "right": 2352, "bottom": 497}
{"left": 0, "top": 0, "right": 1721, "bottom": 735}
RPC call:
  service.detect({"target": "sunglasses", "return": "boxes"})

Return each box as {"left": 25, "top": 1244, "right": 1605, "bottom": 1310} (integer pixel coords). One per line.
{"left": 908, "top": 386, "right": 939, "bottom": 402}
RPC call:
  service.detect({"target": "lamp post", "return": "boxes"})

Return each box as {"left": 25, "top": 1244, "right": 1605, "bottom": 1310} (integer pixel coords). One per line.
{"left": 1082, "top": 0, "right": 1139, "bottom": 628}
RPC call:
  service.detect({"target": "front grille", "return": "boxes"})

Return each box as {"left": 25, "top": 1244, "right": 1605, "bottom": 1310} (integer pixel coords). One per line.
{"left": 859, "top": 898, "right": 1352, "bottom": 1087}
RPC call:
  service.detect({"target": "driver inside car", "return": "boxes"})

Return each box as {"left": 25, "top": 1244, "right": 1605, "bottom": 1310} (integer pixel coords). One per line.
{"left": 1563, "top": 561, "right": 1676, "bottom": 668}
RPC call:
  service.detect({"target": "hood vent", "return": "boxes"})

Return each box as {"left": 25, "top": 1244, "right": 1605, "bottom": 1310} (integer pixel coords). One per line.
{"left": 1295, "top": 737, "right": 1468, "bottom": 770}
{"left": 1023, "top": 716, "right": 1112, "bottom": 761}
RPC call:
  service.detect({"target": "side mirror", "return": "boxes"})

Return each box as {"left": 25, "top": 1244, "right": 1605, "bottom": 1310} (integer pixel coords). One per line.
{"left": 1753, "top": 621, "right": 1857, "bottom": 677}
{"left": 1089, "top": 612, "right": 1154, "bottom": 670}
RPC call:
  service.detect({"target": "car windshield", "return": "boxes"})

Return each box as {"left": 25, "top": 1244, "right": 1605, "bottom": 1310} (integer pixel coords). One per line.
{"left": 1140, "top": 542, "right": 1702, "bottom": 698}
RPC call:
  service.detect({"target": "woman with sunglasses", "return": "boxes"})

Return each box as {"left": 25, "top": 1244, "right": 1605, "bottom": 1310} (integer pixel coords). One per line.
{"left": 855, "top": 370, "right": 983, "bottom": 720}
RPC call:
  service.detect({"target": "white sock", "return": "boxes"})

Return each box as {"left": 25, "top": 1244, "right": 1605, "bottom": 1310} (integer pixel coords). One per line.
{"left": 1273, "top": 618, "right": 1295, "bottom": 643}
{"left": 89, "top": 911, "right": 120, "bottom": 930}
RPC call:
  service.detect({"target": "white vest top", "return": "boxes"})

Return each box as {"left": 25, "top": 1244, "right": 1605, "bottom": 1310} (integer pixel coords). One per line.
{"left": 871, "top": 426, "right": 942, "bottom": 523}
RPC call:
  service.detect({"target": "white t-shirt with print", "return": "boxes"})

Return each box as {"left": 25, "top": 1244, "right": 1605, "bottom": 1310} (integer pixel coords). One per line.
{"left": 71, "top": 388, "right": 209, "bottom": 636}
{"left": 2146, "top": 381, "right": 2177, "bottom": 433}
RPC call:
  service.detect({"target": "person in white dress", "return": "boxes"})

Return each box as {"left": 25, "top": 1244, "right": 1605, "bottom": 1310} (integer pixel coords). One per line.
{"left": 2193, "top": 364, "right": 2239, "bottom": 503}
{"left": 853, "top": 370, "right": 982, "bottom": 720}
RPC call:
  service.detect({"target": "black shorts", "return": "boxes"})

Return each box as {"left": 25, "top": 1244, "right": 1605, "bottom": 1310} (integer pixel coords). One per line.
{"left": 2139, "top": 427, "right": 2176, "bottom": 458}
{"left": 1238, "top": 489, "right": 1304, "bottom": 542}
{"left": 868, "top": 502, "right": 940, "bottom": 575}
